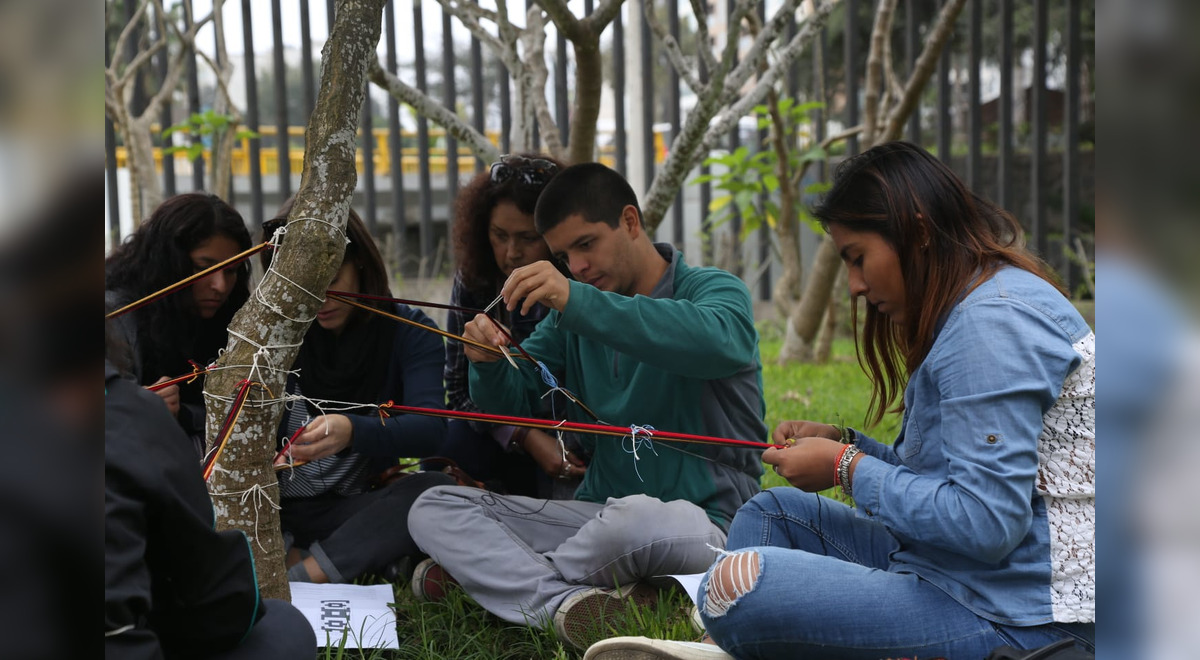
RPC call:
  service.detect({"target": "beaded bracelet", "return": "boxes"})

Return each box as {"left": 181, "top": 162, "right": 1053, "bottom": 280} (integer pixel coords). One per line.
{"left": 837, "top": 445, "right": 861, "bottom": 497}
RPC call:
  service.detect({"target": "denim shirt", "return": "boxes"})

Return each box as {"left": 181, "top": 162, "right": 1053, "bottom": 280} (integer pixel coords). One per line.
{"left": 849, "top": 266, "right": 1096, "bottom": 626}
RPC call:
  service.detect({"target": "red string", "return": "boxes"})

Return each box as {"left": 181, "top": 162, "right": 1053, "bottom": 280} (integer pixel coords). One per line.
{"left": 106, "top": 242, "right": 273, "bottom": 320}
{"left": 378, "top": 402, "right": 780, "bottom": 450}
{"left": 146, "top": 360, "right": 209, "bottom": 392}
{"left": 202, "top": 379, "right": 255, "bottom": 481}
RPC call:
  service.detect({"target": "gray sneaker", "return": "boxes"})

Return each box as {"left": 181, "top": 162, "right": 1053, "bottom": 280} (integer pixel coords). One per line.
{"left": 583, "top": 636, "right": 734, "bottom": 660}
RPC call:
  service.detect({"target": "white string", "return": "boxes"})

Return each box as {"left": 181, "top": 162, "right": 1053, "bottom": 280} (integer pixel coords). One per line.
{"left": 622, "top": 424, "right": 659, "bottom": 482}
{"left": 227, "top": 329, "right": 303, "bottom": 386}
{"left": 209, "top": 482, "right": 282, "bottom": 553}
{"left": 257, "top": 216, "right": 348, "bottom": 322}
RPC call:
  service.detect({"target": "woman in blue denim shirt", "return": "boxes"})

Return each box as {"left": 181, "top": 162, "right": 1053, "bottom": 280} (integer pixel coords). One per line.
{"left": 586, "top": 142, "right": 1095, "bottom": 659}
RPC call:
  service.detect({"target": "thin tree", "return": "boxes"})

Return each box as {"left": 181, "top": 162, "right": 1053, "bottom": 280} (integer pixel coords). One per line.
{"left": 105, "top": 0, "right": 210, "bottom": 223}
{"left": 203, "top": 0, "right": 387, "bottom": 600}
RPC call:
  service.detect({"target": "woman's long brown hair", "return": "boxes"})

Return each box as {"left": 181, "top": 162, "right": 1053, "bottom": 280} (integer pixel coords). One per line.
{"left": 813, "top": 142, "right": 1066, "bottom": 426}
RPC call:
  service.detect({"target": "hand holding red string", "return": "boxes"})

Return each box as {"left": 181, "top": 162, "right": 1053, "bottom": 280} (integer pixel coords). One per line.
{"left": 149, "top": 377, "right": 181, "bottom": 417}
{"left": 762, "top": 436, "right": 844, "bottom": 491}
{"left": 501, "top": 261, "right": 571, "bottom": 314}
{"left": 287, "top": 414, "right": 353, "bottom": 463}
{"left": 462, "top": 313, "right": 512, "bottom": 363}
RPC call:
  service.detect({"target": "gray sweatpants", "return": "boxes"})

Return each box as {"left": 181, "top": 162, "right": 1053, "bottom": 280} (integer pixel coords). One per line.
{"left": 407, "top": 486, "right": 726, "bottom": 625}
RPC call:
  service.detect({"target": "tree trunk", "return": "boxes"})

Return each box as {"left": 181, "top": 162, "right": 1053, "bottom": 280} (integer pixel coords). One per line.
{"left": 567, "top": 34, "right": 603, "bottom": 164}
{"left": 204, "top": 0, "right": 386, "bottom": 601}
{"left": 778, "top": 234, "right": 839, "bottom": 363}
{"left": 126, "top": 117, "right": 162, "bottom": 224}
{"left": 813, "top": 262, "right": 846, "bottom": 363}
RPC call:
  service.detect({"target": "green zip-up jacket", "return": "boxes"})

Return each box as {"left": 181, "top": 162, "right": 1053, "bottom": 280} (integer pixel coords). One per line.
{"left": 469, "top": 245, "right": 765, "bottom": 530}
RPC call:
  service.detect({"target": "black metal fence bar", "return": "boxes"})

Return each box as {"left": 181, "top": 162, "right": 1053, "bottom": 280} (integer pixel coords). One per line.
{"left": 936, "top": 1, "right": 951, "bottom": 161}
{"left": 413, "top": 0, "right": 434, "bottom": 277}
{"left": 361, "top": 87, "right": 378, "bottom": 233}
{"left": 1064, "top": 0, "right": 1081, "bottom": 292}
{"left": 240, "top": 0, "right": 264, "bottom": 227}
{"left": 470, "top": 33, "right": 485, "bottom": 173}
{"left": 157, "top": 19, "right": 177, "bottom": 197}
{"left": 271, "top": 0, "right": 291, "bottom": 200}
{"left": 998, "top": 0, "right": 1013, "bottom": 212}
{"left": 442, "top": 8, "right": 459, "bottom": 208}
{"left": 612, "top": 8, "right": 626, "bottom": 176}
{"left": 967, "top": 0, "right": 981, "bottom": 189}
{"left": 845, "top": 0, "right": 859, "bottom": 155}
{"left": 639, "top": 7, "right": 654, "bottom": 198}
{"left": 556, "top": 27, "right": 569, "bottom": 148}
{"left": 384, "top": 0, "right": 406, "bottom": 268}
{"left": 1032, "top": 0, "right": 1048, "bottom": 258}
{"left": 905, "top": 0, "right": 920, "bottom": 143}
{"left": 186, "top": 1, "right": 205, "bottom": 191}
{"left": 299, "top": 0, "right": 316, "bottom": 116}
{"left": 669, "top": 0, "right": 684, "bottom": 249}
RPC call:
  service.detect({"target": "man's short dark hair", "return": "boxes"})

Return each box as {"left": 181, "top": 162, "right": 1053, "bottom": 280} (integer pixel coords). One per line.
{"left": 533, "top": 162, "right": 643, "bottom": 233}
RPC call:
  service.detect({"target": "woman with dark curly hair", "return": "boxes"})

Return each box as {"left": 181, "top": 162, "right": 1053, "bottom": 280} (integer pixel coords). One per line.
{"left": 441, "top": 153, "right": 584, "bottom": 498}
{"left": 105, "top": 193, "right": 252, "bottom": 454}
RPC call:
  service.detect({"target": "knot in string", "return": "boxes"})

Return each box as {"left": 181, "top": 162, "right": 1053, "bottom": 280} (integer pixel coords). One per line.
{"left": 622, "top": 424, "right": 658, "bottom": 482}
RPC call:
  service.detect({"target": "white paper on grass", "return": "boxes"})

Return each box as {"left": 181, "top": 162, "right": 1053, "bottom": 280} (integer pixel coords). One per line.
{"left": 664, "top": 573, "right": 704, "bottom": 609}
{"left": 289, "top": 582, "right": 400, "bottom": 649}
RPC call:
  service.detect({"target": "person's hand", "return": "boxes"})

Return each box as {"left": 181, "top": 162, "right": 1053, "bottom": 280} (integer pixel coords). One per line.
{"left": 286, "top": 415, "right": 353, "bottom": 463}
{"left": 762, "top": 436, "right": 843, "bottom": 492}
{"left": 501, "top": 261, "right": 571, "bottom": 315}
{"left": 462, "top": 313, "right": 511, "bottom": 363}
{"left": 771, "top": 420, "right": 841, "bottom": 446}
{"left": 522, "top": 429, "right": 587, "bottom": 480}
{"left": 149, "top": 377, "right": 180, "bottom": 417}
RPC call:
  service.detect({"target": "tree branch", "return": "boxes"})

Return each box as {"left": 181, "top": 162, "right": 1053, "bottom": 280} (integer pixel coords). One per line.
{"left": 862, "top": 0, "right": 898, "bottom": 147}
{"left": 641, "top": 0, "right": 838, "bottom": 229}
{"left": 109, "top": 0, "right": 151, "bottom": 73}
{"left": 582, "top": 0, "right": 624, "bottom": 33}
{"left": 687, "top": 0, "right": 718, "bottom": 73}
{"left": 644, "top": 1, "right": 702, "bottom": 95}
{"left": 725, "top": 0, "right": 803, "bottom": 94}
{"left": 698, "top": 0, "right": 838, "bottom": 157}
{"left": 435, "top": 0, "right": 511, "bottom": 68}
{"left": 368, "top": 58, "right": 500, "bottom": 163}
{"left": 881, "top": 0, "right": 966, "bottom": 144}
{"left": 536, "top": 0, "right": 581, "bottom": 39}
{"left": 522, "top": 7, "right": 564, "bottom": 157}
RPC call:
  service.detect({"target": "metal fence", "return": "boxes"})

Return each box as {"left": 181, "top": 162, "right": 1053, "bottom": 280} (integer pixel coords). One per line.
{"left": 105, "top": 0, "right": 1094, "bottom": 296}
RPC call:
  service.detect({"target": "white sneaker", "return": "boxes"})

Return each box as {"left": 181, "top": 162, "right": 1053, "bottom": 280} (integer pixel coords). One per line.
{"left": 583, "top": 636, "right": 733, "bottom": 660}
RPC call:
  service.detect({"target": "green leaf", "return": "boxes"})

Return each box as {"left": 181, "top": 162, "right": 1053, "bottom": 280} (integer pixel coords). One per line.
{"left": 690, "top": 173, "right": 717, "bottom": 186}
{"left": 235, "top": 129, "right": 259, "bottom": 140}
{"left": 709, "top": 194, "right": 734, "bottom": 213}
{"left": 762, "top": 174, "right": 779, "bottom": 192}
{"left": 804, "top": 181, "right": 832, "bottom": 195}
{"left": 186, "top": 144, "right": 204, "bottom": 161}
{"left": 163, "top": 145, "right": 185, "bottom": 155}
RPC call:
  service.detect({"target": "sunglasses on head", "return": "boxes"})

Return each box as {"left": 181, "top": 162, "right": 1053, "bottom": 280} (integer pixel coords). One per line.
{"left": 489, "top": 154, "right": 559, "bottom": 188}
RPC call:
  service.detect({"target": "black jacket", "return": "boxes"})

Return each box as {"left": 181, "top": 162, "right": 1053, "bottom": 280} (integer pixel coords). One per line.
{"left": 105, "top": 361, "right": 263, "bottom": 659}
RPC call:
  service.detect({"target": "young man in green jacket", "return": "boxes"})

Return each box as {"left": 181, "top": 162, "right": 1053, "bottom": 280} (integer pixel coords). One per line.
{"left": 407, "top": 162, "right": 765, "bottom": 649}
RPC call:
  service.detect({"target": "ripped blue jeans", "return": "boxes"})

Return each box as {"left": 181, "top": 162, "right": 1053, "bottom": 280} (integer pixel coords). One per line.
{"left": 697, "top": 488, "right": 1095, "bottom": 659}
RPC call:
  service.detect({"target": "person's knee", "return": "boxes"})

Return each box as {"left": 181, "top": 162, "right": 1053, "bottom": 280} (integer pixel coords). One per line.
{"left": 601, "top": 495, "right": 716, "bottom": 538}
{"left": 254, "top": 599, "right": 316, "bottom": 659}
{"left": 702, "top": 550, "right": 762, "bottom": 618}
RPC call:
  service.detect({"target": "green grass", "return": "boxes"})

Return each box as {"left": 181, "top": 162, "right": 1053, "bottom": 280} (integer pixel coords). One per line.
{"left": 321, "top": 322, "right": 901, "bottom": 659}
